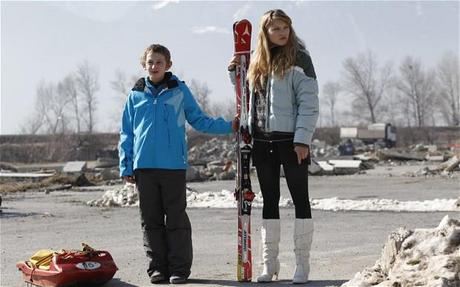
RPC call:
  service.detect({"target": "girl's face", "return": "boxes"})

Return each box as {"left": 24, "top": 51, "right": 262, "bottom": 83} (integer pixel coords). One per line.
{"left": 267, "top": 19, "right": 290, "bottom": 47}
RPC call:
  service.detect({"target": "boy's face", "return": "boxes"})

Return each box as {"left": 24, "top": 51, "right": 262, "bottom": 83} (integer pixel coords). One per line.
{"left": 144, "top": 52, "right": 172, "bottom": 84}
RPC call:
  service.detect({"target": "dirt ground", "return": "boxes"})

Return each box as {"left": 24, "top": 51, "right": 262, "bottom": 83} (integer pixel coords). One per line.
{"left": 1, "top": 163, "right": 459, "bottom": 287}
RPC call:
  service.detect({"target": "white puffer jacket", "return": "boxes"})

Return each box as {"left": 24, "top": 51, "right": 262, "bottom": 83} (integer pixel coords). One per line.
{"left": 230, "top": 49, "right": 319, "bottom": 145}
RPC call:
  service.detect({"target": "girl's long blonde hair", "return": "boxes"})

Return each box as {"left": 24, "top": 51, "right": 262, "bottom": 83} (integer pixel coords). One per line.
{"left": 247, "top": 9, "right": 304, "bottom": 91}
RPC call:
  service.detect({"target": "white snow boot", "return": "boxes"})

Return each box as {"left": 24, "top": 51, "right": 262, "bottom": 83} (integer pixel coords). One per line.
{"left": 257, "top": 219, "right": 281, "bottom": 282}
{"left": 292, "top": 218, "right": 314, "bottom": 284}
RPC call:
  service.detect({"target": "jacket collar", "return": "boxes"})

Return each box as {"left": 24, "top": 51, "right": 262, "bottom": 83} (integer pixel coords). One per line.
{"left": 144, "top": 72, "right": 180, "bottom": 97}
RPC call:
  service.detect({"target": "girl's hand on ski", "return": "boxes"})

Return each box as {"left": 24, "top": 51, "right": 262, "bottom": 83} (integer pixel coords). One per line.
{"left": 123, "top": 175, "right": 135, "bottom": 184}
{"left": 232, "top": 116, "right": 240, "bottom": 132}
{"left": 294, "top": 145, "right": 309, "bottom": 165}
{"left": 228, "top": 56, "right": 239, "bottom": 71}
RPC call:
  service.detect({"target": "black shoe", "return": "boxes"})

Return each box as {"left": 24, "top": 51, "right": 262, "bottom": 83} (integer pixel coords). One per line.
{"left": 169, "top": 275, "right": 187, "bottom": 284}
{"left": 150, "top": 271, "right": 166, "bottom": 284}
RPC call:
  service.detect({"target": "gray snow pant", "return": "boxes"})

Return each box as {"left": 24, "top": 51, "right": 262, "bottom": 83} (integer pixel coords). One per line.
{"left": 134, "top": 169, "right": 192, "bottom": 278}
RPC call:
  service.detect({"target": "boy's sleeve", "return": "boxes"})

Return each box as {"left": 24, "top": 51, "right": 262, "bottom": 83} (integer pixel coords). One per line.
{"left": 182, "top": 85, "right": 232, "bottom": 134}
{"left": 292, "top": 53, "right": 319, "bottom": 146}
{"left": 118, "top": 93, "right": 135, "bottom": 177}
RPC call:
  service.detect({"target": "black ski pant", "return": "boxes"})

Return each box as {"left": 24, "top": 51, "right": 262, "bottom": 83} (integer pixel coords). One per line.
{"left": 134, "top": 169, "right": 192, "bottom": 278}
{"left": 252, "top": 138, "right": 312, "bottom": 219}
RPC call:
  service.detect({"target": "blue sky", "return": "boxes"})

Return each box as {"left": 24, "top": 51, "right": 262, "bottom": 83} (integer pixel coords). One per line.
{"left": 1, "top": 0, "right": 459, "bottom": 134}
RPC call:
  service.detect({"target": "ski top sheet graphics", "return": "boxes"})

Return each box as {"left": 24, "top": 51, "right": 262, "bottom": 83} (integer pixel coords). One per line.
{"left": 233, "top": 19, "right": 255, "bottom": 282}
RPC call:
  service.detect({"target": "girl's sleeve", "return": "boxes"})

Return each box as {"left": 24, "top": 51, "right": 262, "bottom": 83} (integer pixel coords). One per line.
{"left": 292, "top": 52, "right": 319, "bottom": 145}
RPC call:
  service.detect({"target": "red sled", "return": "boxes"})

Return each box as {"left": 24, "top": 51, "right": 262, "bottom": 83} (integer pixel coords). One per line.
{"left": 17, "top": 246, "right": 118, "bottom": 287}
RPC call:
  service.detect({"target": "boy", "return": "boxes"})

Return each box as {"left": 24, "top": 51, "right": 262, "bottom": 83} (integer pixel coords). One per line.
{"left": 119, "top": 44, "right": 235, "bottom": 284}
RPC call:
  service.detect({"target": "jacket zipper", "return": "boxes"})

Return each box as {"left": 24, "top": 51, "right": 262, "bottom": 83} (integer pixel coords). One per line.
{"left": 265, "top": 76, "right": 271, "bottom": 131}
{"left": 163, "top": 103, "right": 171, "bottom": 147}
{"left": 149, "top": 84, "right": 179, "bottom": 149}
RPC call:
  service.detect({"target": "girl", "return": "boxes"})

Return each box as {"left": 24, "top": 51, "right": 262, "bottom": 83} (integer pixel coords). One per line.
{"left": 229, "top": 9, "right": 319, "bottom": 283}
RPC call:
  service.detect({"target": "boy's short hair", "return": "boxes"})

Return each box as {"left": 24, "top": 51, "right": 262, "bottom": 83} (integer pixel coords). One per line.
{"left": 140, "top": 44, "right": 171, "bottom": 67}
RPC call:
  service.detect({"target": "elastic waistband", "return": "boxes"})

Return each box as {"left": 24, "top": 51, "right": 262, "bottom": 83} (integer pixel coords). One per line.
{"left": 253, "top": 131, "right": 294, "bottom": 142}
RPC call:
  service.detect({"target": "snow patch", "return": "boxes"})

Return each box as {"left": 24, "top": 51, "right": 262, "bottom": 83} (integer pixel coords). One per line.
{"left": 311, "top": 197, "right": 459, "bottom": 212}
{"left": 87, "top": 184, "right": 459, "bottom": 212}
{"left": 342, "top": 215, "right": 460, "bottom": 287}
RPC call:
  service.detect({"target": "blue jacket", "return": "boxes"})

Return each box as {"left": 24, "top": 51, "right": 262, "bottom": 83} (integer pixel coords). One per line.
{"left": 119, "top": 73, "right": 232, "bottom": 176}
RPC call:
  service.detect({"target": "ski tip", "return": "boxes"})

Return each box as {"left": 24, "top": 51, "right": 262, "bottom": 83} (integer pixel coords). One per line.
{"left": 234, "top": 19, "right": 251, "bottom": 25}
{"left": 233, "top": 19, "right": 252, "bottom": 53}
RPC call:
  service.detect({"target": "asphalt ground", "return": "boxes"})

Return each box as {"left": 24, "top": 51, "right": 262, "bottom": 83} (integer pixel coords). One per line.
{"left": 1, "top": 165, "right": 459, "bottom": 287}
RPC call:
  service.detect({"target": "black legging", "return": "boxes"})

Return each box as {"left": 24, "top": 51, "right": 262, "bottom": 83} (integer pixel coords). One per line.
{"left": 252, "top": 138, "right": 312, "bottom": 219}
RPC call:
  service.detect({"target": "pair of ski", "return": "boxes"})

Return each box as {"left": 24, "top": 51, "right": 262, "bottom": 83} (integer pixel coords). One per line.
{"left": 233, "top": 19, "right": 255, "bottom": 282}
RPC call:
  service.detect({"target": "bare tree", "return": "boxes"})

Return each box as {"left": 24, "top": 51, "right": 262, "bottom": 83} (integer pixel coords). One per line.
{"left": 396, "top": 56, "right": 436, "bottom": 127}
{"left": 20, "top": 110, "right": 45, "bottom": 135}
{"left": 49, "top": 83, "right": 73, "bottom": 134}
{"left": 20, "top": 118, "right": 43, "bottom": 134}
{"left": 436, "top": 51, "right": 459, "bottom": 126}
{"left": 321, "top": 81, "right": 341, "bottom": 126}
{"left": 342, "top": 50, "right": 392, "bottom": 123}
{"left": 210, "top": 99, "right": 235, "bottom": 120}
{"left": 75, "top": 60, "right": 99, "bottom": 133}
{"left": 109, "top": 69, "right": 141, "bottom": 130}
{"left": 22, "top": 80, "right": 72, "bottom": 134}
{"left": 189, "top": 79, "right": 211, "bottom": 114}
{"left": 57, "top": 75, "right": 80, "bottom": 133}
{"left": 111, "top": 69, "right": 136, "bottom": 97}
{"left": 21, "top": 81, "right": 49, "bottom": 134}
{"left": 379, "top": 84, "right": 407, "bottom": 126}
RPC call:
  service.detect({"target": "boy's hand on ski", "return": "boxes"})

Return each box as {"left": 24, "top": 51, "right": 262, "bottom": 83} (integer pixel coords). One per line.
{"left": 228, "top": 56, "right": 239, "bottom": 71}
{"left": 294, "top": 145, "right": 309, "bottom": 165}
{"left": 123, "top": 175, "right": 135, "bottom": 184}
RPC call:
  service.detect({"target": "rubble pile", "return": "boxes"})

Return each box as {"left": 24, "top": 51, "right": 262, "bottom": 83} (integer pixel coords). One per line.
{"left": 104, "top": 139, "right": 459, "bottom": 180}
{"left": 188, "top": 137, "right": 235, "bottom": 165}
{"left": 187, "top": 137, "right": 236, "bottom": 181}
{"left": 377, "top": 144, "right": 457, "bottom": 162}
{"left": 3, "top": 139, "right": 458, "bottom": 192}
{"left": 87, "top": 183, "right": 138, "bottom": 207}
{"left": 342, "top": 215, "right": 460, "bottom": 287}
{"left": 310, "top": 139, "right": 341, "bottom": 158}
{"left": 409, "top": 155, "right": 460, "bottom": 178}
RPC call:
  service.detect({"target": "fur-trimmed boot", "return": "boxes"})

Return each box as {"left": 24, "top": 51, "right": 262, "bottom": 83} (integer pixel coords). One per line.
{"left": 257, "top": 219, "right": 281, "bottom": 282}
{"left": 292, "top": 218, "right": 314, "bottom": 284}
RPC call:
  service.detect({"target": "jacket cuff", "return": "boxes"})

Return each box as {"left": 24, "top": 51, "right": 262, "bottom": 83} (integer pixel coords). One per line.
{"left": 294, "top": 131, "right": 312, "bottom": 146}
{"left": 294, "top": 142, "right": 309, "bottom": 148}
{"left": 227, "top": 120, "right": 233, "bottom": 133}
{"left": 120, "top": 165, "right": 133, "bottom": 177}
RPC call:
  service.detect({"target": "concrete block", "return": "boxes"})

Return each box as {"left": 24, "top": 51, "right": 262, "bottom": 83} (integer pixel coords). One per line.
{"left": 63, "top": 161, "right": 87, "bottom": 173}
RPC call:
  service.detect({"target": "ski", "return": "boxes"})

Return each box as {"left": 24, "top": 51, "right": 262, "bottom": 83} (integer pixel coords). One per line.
{"left": 233, "top": 19, "right": 254, "bottom": 282}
